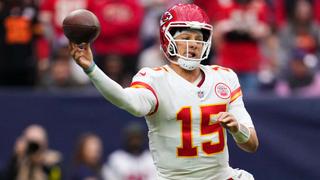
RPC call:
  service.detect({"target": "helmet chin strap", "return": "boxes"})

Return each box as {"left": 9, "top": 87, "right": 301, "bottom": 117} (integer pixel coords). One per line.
{"left": 168, "top": 57, "right": 200, "bottom": 71}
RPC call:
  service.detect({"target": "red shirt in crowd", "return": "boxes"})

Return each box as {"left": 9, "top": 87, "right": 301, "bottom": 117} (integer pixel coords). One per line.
{"left": 196, "top": 0, "right": 269, "bottom": 73}
{"left": 40, "top": 0, "right": 88, "bottom": 37}
{"left": 87, "top": 0, "right": 144, "bottom": 56}
{"left": 194, "top": 0, "right": 228, "bottom": 23}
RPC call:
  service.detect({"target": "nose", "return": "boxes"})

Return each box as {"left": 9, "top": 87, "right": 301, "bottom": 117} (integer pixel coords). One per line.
{"left": 188, "top": 41, "right": 198, "bottom": 49}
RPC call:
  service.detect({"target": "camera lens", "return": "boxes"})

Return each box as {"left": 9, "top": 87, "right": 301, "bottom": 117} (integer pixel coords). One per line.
{"left": 26, "top": 141, "right": 40, "bottom": 155}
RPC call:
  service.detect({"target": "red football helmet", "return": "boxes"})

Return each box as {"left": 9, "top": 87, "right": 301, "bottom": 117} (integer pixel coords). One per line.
{"left": 159, "top": 4, "right": 213, "bottom": 66}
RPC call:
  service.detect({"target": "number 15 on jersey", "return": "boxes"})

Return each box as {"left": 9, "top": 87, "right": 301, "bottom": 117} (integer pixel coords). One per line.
{"left": 176, "top": 104, "right": 227, "bottom": 157}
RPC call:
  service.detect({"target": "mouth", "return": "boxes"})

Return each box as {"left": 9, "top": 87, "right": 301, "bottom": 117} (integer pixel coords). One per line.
{"left": 185, "top": 52, "right": 196, "bottom": 58}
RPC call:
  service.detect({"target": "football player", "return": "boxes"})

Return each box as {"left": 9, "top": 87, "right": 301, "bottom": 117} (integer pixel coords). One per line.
{"left": 69, "top": 3, "right": 258, "bottom": 180}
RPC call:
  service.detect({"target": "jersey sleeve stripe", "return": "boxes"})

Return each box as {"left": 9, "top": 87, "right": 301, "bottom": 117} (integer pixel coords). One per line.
{"left": 230, "top": 87, "right": 242, "bottom": 103}
{"left": 130, "top": 81, "right": 159, "bottom": 115}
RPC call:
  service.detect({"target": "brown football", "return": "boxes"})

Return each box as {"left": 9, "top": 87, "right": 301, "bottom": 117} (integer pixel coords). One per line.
{"left": 62, "top": 9, "right": 100, "bottom": 44}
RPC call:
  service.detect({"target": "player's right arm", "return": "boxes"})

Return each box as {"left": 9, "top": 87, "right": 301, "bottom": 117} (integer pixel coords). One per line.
{"left": 69, "top": 42, "right": 157, "bottom": 117}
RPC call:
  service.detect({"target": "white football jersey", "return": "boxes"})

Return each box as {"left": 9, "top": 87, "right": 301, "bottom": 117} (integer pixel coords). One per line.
{"left": 130, "top": 65, "right": 254, "bottom": 180}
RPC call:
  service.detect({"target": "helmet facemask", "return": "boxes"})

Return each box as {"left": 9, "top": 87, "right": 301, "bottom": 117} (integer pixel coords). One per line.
{"left": 164, "top": 21, "right": 213, "bottom": 70}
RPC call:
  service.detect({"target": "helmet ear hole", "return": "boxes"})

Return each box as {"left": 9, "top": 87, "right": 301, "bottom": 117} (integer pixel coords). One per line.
{"left": 169, "top": 45, "right": 174, "bottom": 54}
{"left": 168, "top": 44, "right": 176, "bottom": 55}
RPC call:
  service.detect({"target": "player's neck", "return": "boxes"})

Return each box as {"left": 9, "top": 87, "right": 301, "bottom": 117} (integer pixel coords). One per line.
{"left": 169, "top": 64, "right": 202, "bottom": 83}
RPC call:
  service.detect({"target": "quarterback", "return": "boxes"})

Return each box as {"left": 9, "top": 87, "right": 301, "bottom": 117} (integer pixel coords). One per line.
{"left": 69, "top": 3, "right": 259, "bottom": 180}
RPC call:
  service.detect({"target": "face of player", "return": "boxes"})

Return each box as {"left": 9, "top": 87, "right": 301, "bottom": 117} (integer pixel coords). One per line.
{"left": 174, "top": 30, "right": 204, "bottom": 60}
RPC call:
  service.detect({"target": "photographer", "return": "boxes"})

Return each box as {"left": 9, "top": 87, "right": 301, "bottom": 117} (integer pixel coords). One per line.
{"left": 3, "top": 124, "right": 62, "bottom": 180}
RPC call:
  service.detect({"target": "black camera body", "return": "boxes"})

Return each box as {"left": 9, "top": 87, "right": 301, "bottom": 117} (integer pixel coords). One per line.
{"left": 25, "top": 141, "right": 41, "bottom": 155}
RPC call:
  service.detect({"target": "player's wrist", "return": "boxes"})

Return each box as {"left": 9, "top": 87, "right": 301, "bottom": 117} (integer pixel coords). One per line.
{"left": 230, "top": 123, "right": 250, "bottom": 144}
{"left": 84, "top": 61, "right": 96, "bottom": 74}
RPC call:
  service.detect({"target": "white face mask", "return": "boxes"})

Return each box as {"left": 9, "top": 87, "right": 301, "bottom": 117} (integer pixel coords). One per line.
{"left": 162, "top": 22, "right": 213, "bottom": 71}
{"left": 166, "top": 34, "right": 211, "bottom": 71}
{"left": 174, "top": 38, "right": 206, "bottom": 70}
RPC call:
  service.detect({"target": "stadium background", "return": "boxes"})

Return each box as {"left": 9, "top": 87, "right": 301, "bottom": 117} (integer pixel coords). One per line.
{"left": 1, "top": 0, "right": 320, "bottom": 179}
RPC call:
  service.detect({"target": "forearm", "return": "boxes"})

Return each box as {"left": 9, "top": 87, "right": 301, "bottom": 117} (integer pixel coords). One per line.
{"left": 86, "top": 65, "right": 155, "bottom": 117}
{"left": 228, "top": 97, "right": 258, "bottom": 152}
{"left": 235, "top": 127, "right": 259, "bottom": 153}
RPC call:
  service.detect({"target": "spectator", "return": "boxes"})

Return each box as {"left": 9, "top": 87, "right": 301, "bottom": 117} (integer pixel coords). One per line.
{"left": 39, "top": 0, "right": 88, "bottom": 50}
{"left": 137, "top": 41, "right": 166, "bottom": 69}
{"left": 3, "top": 124, "right": 62, "bottom": 180}
{"left": 278, "top": 0, "right": 320, "bottom": 68}
{"left": 102, "top": 122, "right": 156, "bottom": 180}
{"left": 101, "top": 54, "right": 131, "bottom": 87}
{"left": 40, "top": 47, "right": 77, "bottom": 90}
{"left": 71, "top": 133, "right": 103, "bottom": 180}
{"left": 39, "top": 44, "right": 90, "bottom": 90}
{"left": 209, "top": 0, "right": 271, "bottom": 94}
{"left": 273, "top": 0, "right": 320, "bottom": 28}
{"left": 38, "top": 0, "right": 89, "bottom": 76}
{"left": 194, "top": 0, "right": 228, "bottom": 24}
{"left": 275, "top": 49, "right": 320, "bottom": 97}
{"left": 0, "top": 0, "right": 41, "bottom": 87}
{"left": 257, "top": 31, "right": 281, "bottom": 92}
{"left": 87, "top": 0, "right": 144, "bottom": 77}
{"left": 139, "top": 0, "right": 168, "bottom": 48}
{"left": 138, "top": 18, "right": 166, "bottom": 69}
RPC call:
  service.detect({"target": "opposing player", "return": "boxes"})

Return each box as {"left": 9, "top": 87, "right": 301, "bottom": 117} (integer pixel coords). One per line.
{"left": 69, "top": 3, "right": 259, "bottom": 180}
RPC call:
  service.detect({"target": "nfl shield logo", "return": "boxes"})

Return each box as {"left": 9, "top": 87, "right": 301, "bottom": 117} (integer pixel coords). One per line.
{"left": 198, "top": 91, "right": 204, "bottom": 98}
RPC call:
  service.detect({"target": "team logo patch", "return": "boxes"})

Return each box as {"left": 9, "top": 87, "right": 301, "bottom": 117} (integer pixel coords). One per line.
{"left": 215, "top": 83, "right": 231, "bottom": 99}
{"left": 160, "top": 12, "right": 173, "bottom": 26}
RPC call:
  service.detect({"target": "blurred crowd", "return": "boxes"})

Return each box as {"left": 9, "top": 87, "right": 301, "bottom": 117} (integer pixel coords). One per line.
{"left": 1, "top": 1, "right": 320, "bottom": 179}
{"left": 1, "top": 0, "right": 320, "bottom": 97}
{"left": 0, "top": 123, "right": 156, "bottom": 180}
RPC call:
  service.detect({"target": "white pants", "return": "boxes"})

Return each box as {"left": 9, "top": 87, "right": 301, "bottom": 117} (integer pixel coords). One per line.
{"left": 230, "top": 169, "right": 254, "bottom": 180}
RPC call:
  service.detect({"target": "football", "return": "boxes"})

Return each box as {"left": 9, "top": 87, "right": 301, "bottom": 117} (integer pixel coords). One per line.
{"left": 62, "top": 9, "right": 100, "bottom": 44}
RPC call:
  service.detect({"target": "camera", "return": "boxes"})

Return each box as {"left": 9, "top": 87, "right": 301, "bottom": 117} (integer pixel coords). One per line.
{"left": 25, "top": 141, "right": 41, "bottom": 155}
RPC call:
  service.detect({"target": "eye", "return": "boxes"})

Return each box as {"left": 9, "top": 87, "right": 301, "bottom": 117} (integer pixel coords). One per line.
{"left": 195, "top": 36, "right": 203, "bottom": 41}
{"left": 176, "top": 36, "right": 189, "bottom": 40}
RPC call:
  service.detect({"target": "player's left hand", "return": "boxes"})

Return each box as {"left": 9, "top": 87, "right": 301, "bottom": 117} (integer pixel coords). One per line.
{"left": 217, "top": 112, "right": 239, "bottom": 133}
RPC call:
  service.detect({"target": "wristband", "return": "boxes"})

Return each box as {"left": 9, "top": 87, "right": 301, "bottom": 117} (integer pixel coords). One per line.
{"left": 84, "top": 61, "right": 96, "bottom": 74}
{"left": 230, "top": 123, "right": 251, "bottom": 144}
